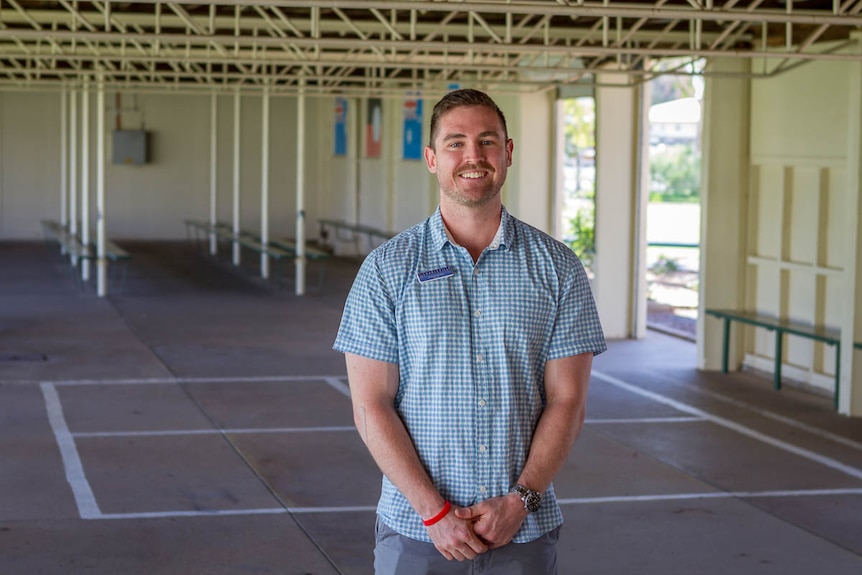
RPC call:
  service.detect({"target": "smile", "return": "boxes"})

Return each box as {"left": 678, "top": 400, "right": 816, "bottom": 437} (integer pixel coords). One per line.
{"left": 459, "top": 170, "right": 487, "bottom": 179}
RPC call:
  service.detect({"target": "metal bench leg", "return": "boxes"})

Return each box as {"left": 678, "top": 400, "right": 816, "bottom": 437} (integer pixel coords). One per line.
{"left": 834, "top": 344, "right": 841, "bottom": 411}
{"left": 774, "top": 329, "right": 783, "bottom": 390}
{"left": 721, "top": 317, "right": 730, "bottom": 373}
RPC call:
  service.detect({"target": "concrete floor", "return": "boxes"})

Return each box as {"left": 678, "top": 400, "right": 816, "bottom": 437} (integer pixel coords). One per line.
{"left": 1, "top": 240, "right": 861, "bottom": 575}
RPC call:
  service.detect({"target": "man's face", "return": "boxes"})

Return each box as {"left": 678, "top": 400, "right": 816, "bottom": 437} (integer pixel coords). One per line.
{"left": 424, "top": 105, "right": 513, "bottom": 209}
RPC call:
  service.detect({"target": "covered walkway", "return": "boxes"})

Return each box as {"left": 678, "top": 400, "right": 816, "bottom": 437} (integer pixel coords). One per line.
{"left": 1, "top": 242, "right": 860, "bottom": 574}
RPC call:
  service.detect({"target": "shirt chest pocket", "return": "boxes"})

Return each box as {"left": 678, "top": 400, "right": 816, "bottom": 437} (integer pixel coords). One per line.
{"left": 399, "top": 275, "right": 468, "bottom": 352}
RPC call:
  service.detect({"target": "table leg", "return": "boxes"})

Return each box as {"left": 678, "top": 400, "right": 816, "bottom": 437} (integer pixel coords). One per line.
{"left": 721, "top": 317, "right": 730, "bottom": 373}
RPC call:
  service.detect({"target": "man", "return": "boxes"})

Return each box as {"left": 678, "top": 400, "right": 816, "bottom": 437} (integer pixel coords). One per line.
{"left": 333, "top": 89, "right": 606, "bottom": 574}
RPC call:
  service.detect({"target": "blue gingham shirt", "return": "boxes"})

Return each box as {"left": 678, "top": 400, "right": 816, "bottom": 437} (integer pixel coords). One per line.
{"left": 334, "top": 206, "right": 606, "bottom": 543}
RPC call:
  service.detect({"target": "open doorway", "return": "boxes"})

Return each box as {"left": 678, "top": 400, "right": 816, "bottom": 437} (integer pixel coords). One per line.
{"left": 645, "top": 61, "right": 704, "bottom": 341}
{"left": 556, "top": 96, "right": 596, "bottom": 278}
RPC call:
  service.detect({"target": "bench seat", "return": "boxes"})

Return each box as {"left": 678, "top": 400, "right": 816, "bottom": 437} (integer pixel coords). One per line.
{"left": 705, "top": 308, "right": 862, "bottom": 410}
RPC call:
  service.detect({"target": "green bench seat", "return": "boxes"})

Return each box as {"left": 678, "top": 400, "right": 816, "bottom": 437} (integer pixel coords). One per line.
{"left": 705, "top": 308, "right": 862, "bottom": 410}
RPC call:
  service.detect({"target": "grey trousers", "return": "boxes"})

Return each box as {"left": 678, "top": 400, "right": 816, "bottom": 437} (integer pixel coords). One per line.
{"left": 373, "top": 517, "right": 560, "bottom": 575}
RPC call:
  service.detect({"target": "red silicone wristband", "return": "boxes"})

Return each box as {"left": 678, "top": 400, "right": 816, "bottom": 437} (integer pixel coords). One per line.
{"left": 422, "top": 501, "right": 452, "bottom": 526}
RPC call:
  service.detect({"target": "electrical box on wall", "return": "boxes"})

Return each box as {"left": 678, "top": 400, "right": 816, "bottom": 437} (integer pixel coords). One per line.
{"left": 112, "top": 130, "right": 149, "bottom": 165}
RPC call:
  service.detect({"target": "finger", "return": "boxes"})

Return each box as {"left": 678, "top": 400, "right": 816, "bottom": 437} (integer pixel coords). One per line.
{"left": 453, "top": 506, "right": 474, "bottom": 519}
{"left": 450, "top": 549, "right": 467, "bottom": 562}
{"left": 467, "top": 536, "right": 489, "bottom": 554}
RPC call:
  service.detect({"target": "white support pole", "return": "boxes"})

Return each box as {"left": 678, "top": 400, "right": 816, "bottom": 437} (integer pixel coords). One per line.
{"left": 295, "top": 77, "right": 307, "bottom": 295}
{"left": 209, "top": 92, "right": 218, "bottom": 255}
{"left": 81, "top": 76, "right": 91, "bottom": 282}
{"left": 232, "top": 87, "right": 241, "bottom": 266}
{"left": 69, "top": 89, "right": 78, "bottom": 257}
{"left": 96, "top": 73, "right": 107, "bottom": 297}
{"left": 60, "top": 88, "right": 68, "bottom": 231}
{"left": 260, "top": 83, "right": 270, "bottom": 279}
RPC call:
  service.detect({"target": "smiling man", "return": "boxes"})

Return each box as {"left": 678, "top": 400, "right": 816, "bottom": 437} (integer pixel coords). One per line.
{"left": 334, "top": 89, "right": 606, "bottom": 575}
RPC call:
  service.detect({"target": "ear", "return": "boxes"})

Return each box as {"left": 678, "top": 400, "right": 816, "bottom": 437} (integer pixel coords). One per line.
{"left": 506, "top": 138, "right": 514, "bottom": 167}
{"left": 424, "top": 146, "right": 438, "bottom": 173}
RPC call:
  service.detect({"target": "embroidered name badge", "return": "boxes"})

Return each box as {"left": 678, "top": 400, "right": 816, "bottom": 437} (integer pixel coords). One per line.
{"left": 417, "top": 266, "right": 454, "bottom": 283}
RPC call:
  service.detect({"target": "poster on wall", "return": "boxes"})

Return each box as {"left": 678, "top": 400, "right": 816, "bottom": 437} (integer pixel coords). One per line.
{"left": 402, "top": 97, "right": 423, "bottom": 160}
{"left": 334, "top": 97, "right": 348, "bottom": 156}
{"left": 366, "top": 98, "right": 383, "bottom": 158}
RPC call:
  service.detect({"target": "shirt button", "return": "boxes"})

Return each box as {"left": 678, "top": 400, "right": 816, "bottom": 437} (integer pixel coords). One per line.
{"left": 479, "top": 445, "right": 487, "bottom": 452}
{"left": 476, "top": 354, "right": 484, "bottom": 362}
{"left": 478, "top": 399, "right": 486, "bottom": 407}
{"left": 479, "top": 486, "right": 487, "bottom": 494}
{"left": 474, "top": 310, "right": 481, "bottom": 318}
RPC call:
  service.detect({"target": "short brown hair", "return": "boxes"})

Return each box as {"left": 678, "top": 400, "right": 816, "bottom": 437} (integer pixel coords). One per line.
{"left": 428, "top": 89, "right": 508, "bottom": 148}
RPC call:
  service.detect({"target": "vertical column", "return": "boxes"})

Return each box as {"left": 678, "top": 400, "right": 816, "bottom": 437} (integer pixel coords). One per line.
{"left": 698, "top": 59, "right": 752, "bottom": 371}
{"left": 96, "top": 72, "right": 107, "bottom": 297}
{"left": 69, "top": 90, "right": 78, "bottom": 247}
{"left": 209, "top": 92, "right": 218, "bottom": 255}
{"left": 593, "top": 68, "right": 642, "bottom": 339}
{"left": 842, "top": 41, "right": 862, "bottom": 416}
{"left": 232, "top": 87, "right": 241, "bottom": 266}
{"left": 512, "top": 90, "right": 553, "bottom": 231}
{"left": 296, "top": 77, "right": 307, "bottom": 296}
{"left": 60, "top": 88, "right": 68, "bottom": 231}
{"left": 81, "top": 76, "right": 91, "bottom": 281}
{"left": 260, "top": 84, "right": 270, "bottom": 279}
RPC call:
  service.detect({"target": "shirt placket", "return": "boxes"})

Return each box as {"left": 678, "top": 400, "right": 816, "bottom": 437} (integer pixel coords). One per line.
{"left": 470, "top": 257, "right": 492, "bottom": 501}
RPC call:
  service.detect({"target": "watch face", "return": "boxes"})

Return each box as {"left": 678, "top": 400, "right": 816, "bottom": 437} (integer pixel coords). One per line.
{"left": 525, "top": 492, "right": 541, "bottom": 513}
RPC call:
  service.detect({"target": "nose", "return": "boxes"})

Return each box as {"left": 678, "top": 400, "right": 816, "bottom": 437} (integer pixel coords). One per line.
{"left": 462, "top": 139, "right": 485, "bottom": 162}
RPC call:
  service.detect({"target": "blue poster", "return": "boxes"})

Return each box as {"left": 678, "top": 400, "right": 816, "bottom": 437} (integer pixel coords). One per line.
{"left": 402, "top": 97, "right": 423, "bottom": 160}
{"left": 334, "top": 97, "right": 348, "bottom": 156}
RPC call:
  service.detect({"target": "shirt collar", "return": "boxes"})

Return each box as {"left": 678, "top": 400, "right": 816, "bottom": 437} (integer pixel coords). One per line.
{"left": 430, "top": 205, "right": 513, "bottom": 253}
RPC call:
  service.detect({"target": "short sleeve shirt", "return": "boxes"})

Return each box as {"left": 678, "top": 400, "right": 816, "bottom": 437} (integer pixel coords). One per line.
{"left": 333, "top": 206, "right": 606, "bottom": 543}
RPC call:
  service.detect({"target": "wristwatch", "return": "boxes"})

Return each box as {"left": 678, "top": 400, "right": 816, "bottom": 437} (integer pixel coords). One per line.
{"left": 511, "top": 483, "right": 543, "bottom": 513}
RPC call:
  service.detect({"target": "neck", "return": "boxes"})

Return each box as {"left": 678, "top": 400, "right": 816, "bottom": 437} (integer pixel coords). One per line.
{"left": 440, "top": 201, "right": 502, "bottom": 262}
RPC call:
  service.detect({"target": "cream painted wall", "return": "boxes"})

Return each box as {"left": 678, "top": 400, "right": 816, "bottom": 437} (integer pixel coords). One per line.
{"left": 0, "top": 92, "right": 63, "bottom": 237}
{"left": 746, "top": 56, "right": 854, "bottom": 399}
{"left": 707, "top": 47, "right": 862, "bottom": 416}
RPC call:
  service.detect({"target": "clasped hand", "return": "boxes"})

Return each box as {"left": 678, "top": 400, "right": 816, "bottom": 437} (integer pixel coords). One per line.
{"left": 427, "top": 495, "right": 526, "bottom": 560}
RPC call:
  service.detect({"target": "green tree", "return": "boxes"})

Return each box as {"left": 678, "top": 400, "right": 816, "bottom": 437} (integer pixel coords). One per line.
{"left": 563, "top": 98, "right": 595, "bottom": 158}
{"left": 649, "top": 144, "right": 700, "bottom": 202}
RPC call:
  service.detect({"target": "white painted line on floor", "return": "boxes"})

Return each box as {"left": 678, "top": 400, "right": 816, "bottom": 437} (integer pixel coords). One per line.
{"left": 586, "top": 416, "right": 705, "bottom": 424}
{"left": 96, "top": 508, "right": 288, "bottom": 520}
{"left": 90, "top": 489, "right": 862, "bottom": 521}
{"left": 688, "top": 386, "right": 862, "bottom": 453}
{"left": 40, "top": 383, "right": 101, "bottom": 520}
{"left": 43, "top": 375, "right": 347, "bottom": 386}
{"left": 557, "top": 487, "right": 862, "bottom": 505}
{"left": 289, "top": 505, "right": 378, "bottom": 513}
{"left": 592, "top": 370, "right": 862, "bottom": 481}
{"left": 325, "top": 376, "right": 352, "bottom": 398}
{"left": 73, "top": 426, "right": 356, "bottom": 438}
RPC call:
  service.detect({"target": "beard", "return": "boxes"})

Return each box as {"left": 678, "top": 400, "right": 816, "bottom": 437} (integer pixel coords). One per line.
{"left": 439, "top": 163, "right": 503, "bottom": 208}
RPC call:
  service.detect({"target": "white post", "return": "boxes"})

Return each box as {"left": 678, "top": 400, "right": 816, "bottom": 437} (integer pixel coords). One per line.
{"left": 96, "top": 73, "right": 107, "bottom": 297}
{"left": 295, "top": 77, "right": 307, "bottom": 295}
{"left": 60, "top": 88, "right": 68, "bottom": 231}
{"left": 232, "top": 87, "right": 241, "bottom": 265}
{"left": 260, "top": 83, "right": 270, "bottom": 279}
{"left": 69, "top": 89, "right": 78, "bottom": 260}
{"left": 81, "top": 76, "right": 91, "bottom": 282}
{"left": 209, "top": 92, "right": 218, "bottom": 255}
